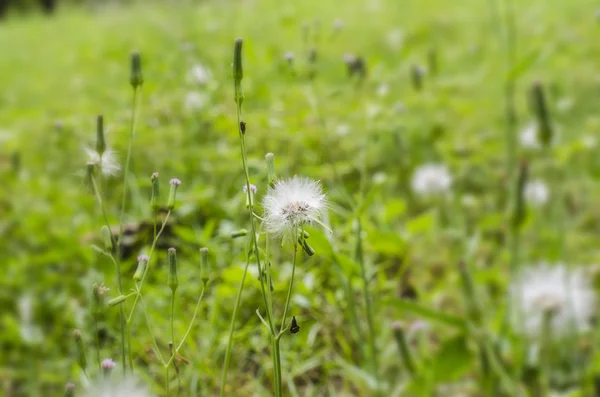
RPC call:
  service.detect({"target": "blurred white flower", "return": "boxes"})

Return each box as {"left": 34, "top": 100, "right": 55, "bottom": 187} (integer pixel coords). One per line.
{"left": 187, "top": 64, "right": 212, "bottom": 85}
{"left": 386, "top": 28, "right": 404, "bottom": 49}
{"left": 582, "top": 135, "right": 597, "bottom": 149}
{"left": 519, "top": 123, "right": 541, "bottom": 149}
{"left": 510, "top": 263, "right": 595, "bottom": 339}
{"left": 336, "top": 124, "right": 350, "bottom": 136}
{"left": 524, "top": 179, "right": 549, "bottom": 206}
{"left": 377, "top": 83, "right": 389, "bottom": 97}
{"left": 332, "top": 18, "right": 344, "bottom": 31}
{"left": 262, "top": 176, "right": 328, "bottom": 239}
{"left": 86, "top": 378, "right": 153, "bottom": 397}
{"left": 184, "top": 91, "right": 208, "bottom": 111}
{"left": 85, "top": 148, "right": 120, "bottom": 176}
{"left": 411, "top": 164, "right": 452, "bottom": 196}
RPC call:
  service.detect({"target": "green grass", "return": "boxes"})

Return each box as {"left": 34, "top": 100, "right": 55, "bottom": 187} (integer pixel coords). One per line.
{"left": 2, "top": 0, "right": 600, "bottom": 395}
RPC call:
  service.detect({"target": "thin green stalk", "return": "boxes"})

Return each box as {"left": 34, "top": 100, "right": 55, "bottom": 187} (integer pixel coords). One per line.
{"left": 165, "top": 366, "right": 171, "bottom": 397}
{"left": 90, "top": 174, "right": 127, "bottom": 373}
{"left": 219, "top": 242, "right": 252, "bottom": 397}
{"left": 93, "top": 316, "right": 101, "bottom": 371}
{"left": 355, "top": 219, "right": 380, "bottom": 396}
{"left": 170, "top": 289, "right": 176, "bottom": 362}
{"left": 279, "top": 235, "right": 298, "bottom": 335}
{"left": 167, "top": 284, "right": 206, "bottom": 364}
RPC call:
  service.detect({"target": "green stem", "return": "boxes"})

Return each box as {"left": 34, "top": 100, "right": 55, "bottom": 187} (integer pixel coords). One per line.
{"left": 219, "top": 244, "right": 252, "bottom": 397}
{"left": 166, "top": 284, "right": 206, "bottom": 366}
{"left": 170, "top": 289, "right": 176, "bottom": 360}
{"left": 279, "top": 235, "right": 298, "bottom": 335}
{"left": 356, "top": 219, "right": 380, "bottom": 395}
{"left": 165, "top": 366, "right": 170, "bottom": 397}
{"left": 93, "top": 316, "right": 101, "bottom": 371}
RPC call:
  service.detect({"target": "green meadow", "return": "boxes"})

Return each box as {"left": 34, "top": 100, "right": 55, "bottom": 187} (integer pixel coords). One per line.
{"left": 2, "top": 0, "right": 600, "bottom": 395}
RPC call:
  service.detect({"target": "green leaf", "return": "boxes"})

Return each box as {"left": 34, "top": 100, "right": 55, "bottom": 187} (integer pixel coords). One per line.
{"left": 366, "top": 230, "right": 406, "bottom": 256}
{"left": 384, "top": 298, "right": 467, "bottom": 331}
{"left": 432, "top": 334, "right": 474, "bottom": 382}
{"left": 405, "top": 210, "right": 435, "bottom": 235}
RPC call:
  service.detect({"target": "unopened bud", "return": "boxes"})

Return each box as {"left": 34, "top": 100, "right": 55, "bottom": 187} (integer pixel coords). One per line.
{"left": 130, "top": 51, "right": 143, "bottom": 88}
{"left": 243, "top": 183, "right": 256, "bottom": 208}
{"left": 299, "top": 238, "right": 315, "bottom": 256}
{"left": 150, "top": 172, "right": 160, "bottom": 211}
{"left": 530, "top": 81, "right": 553, "bottom": 147}
{"left": 512, "top": 160, "right": 528, "bottom": 229}
{"left": 85, "top": 162, "right": 95, "bottom": 191}
{"left": 199, "top": 247, "right": 210, "bottom": 285}
{"left": 134, "top": 254, "right": 148, "bottom": 282}
{"left": 233, "top": 38, "right": 244, "bottom": 83}
{"left": 231, "top": 229, "right": 248, "bottom": 239}
{"left": 100, "top": 225, "right": 113, "bottom": 251}
{"left": 265, "top": 153, "right": 277, "bottom": 187}
{"left": 95, "top": 115, "right": 106, "bottom": 156}
{"left": 168, "top": 247, "right": 178, "bottom": 292}
{"left": 72, "top": 329, "right": 87, "bottom": 371}
{"left": 92, "top": 283, "right": 109, "bottom": 315}
{"left": 411, "top": 64, "right": 424, "bottom": 91}
{"left": 391, "top": 321, "right": 416, "bottom": 375}
{"left": 167, "top": 178, "right": 181, "bottom": 210}
{"left": 108, "top": 295, "right": 128, "bottom": 306}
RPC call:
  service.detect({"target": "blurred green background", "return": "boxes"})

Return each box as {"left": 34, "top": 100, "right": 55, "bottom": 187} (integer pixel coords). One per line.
{"left": 2, "top": 0, "right": 600, "bottom": 396}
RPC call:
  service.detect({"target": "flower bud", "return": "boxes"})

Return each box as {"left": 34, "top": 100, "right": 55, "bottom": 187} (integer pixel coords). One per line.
{"left": 411, "top": 64, "right": 424, "bottom": 91}
{"left": 243, "top": 183, "right": 256, "bottom": 208}
{"left": 108, "top": 295, "right": 128, "bottom": 306}
{"left": 231, "top": 229, "right": 248, "bottom": 238}
{"left": 232, "top": 37, "right": 244, "bottom": 83}
{"left": 265, "top": 153, "right": 277, "bottom": 187}
{"left": 100, "top": 225, "right": 113, "bottom": 251}
{"left": 95, "top": 114, "right": 106, "bottom": 156}
{"left": 199, "top": 247, "right": 209, "bottom": 285}
{"left": 85, "top": 162, "right": 95, "bottom": 191}
{"left": 168, "top": 248, "right": 178, "bottom": 292}
{"left": 167, "top": 178, "right": 181, "bottom": 210}
{"left": 64, "top": 383, "right": 76, "bottom": 397}
{"left": 72, "top": 329, "right": 87, "bottom": 372}
{"left": 530, "top": 81, "right": 553, "bottom": 147}
{"left": 512, "top": 160, "right": 528, "bottom": 229}
{"left": 130, "top": 51, "right": 143, "bottom": 88}
{"left": 299, "top": 237, "right": 315, "bottom": 256}
{"left": 150, "top": 172, "right": 160, "bottom": 211}
{"left": 391, "top": 321, "right": 416, "bottom": 375}
{"left": 134, "top": 254, "right": 149, "bottom": 282}
{"left": 92, "top": 283, "right": 109, "bottom": 316}
{"left": 101, "top": 358, "right": 115, "bottom": 377}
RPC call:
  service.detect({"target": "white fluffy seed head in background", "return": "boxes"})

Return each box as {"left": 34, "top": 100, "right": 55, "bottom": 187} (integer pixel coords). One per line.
{"left": 524, "top": 179, "right": 550, "bottom": 207}
{"left": 410, "top": 163, "right": 452, "bottom": 197}
{"left": 262, "top": 176, "right": 327, "bottom": 239}
{"left": 85, "top": 147, "right": 120, "bottom": 176}
{"left": 86, "top": 378, "right": 154, "bottom": 397}
{"left": 510, "top": 263, "right": 595, "bottom": 339}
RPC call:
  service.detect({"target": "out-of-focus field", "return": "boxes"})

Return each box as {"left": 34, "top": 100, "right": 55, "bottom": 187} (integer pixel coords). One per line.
{"left": 2, "top": 0, "right": 600, "bottom": 395}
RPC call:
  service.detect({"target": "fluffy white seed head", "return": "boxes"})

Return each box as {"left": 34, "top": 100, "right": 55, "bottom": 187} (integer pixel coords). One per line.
{"left": 510, "top": 263, "right": 595, "bottom": 339}
{"left": 524, "top": 179, "right": 549, "bottom": 207}
{"left": 411, "top": 163, "right": 452, "bottom": 196}
{"left": 86, "top": 378, "right": 153, "bottom": 397}
{"left": 262, "top": 176, "right": 327, "bottom": 239}
{"left": 85, "top": 147, "right": 120, "bottom": 176}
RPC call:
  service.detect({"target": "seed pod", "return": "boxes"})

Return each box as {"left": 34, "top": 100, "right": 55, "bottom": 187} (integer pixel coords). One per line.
{"left": 233, "top": 38, "right": 244, "bottom": 83}
{"left": 167, "top": 178, "right": 181, "bottom": 210}
{"left": 231, "top": 229, "right": 248, "bottom": 239}
{"left": 108, "top": 295, "right": 128, "bottom": 306}
{"left": 134, "top": 254, "right": 149, "bottom": 282}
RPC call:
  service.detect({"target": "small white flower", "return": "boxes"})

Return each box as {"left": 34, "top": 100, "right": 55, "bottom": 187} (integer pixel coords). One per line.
{"left": 377, "top": 83, "right": 389, "bottom": 97}
{"left": 262, "top": 176, "right": 328, "bottom": 238}
{"left": 86, "top": 377, "right": 153, "bottom": 397}
{"left": 184, "top": 91, "right": 208, "bottom": 111}
{"left": 510, "top": 263, "right": 595, "bottom": 339}
{"left": 524, "top": 179, "right": 549, "bottom": 206}
{"left": 85, "top": 147, "right": 120, "bottom": 176}
{"left": 411, "top": 164, "right": 452, "bottom": 196}
{"left": 336, "top": 124, "right": 350, "bottom": 136}
{"left": 187, "top": 64, "right": 212, "bottom": 85}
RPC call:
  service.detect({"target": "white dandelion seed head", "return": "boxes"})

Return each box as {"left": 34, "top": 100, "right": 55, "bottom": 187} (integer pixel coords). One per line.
{"left": 187, "top": 63, "right": 212, "bottom": 85}
{"left": 510, "top": 263, "right": 595, "bottom": 339}
{"left": 524, "top": 179, "right": 549, "bottom": 207}
{"left": 262, "top": 176, "right": 328, "bottom": 238}
{"left": 86, "top": 377, "right": 154, "bottom": 397}
{"left": 85, "top": 147, "right": 120, "bottom": 176}
{"left": 410, "top": 163, "right": 452, "bottom": 196}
